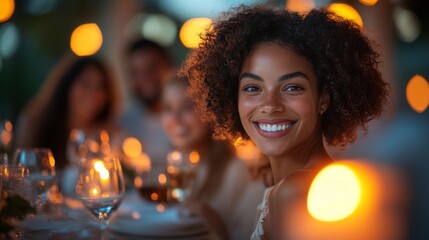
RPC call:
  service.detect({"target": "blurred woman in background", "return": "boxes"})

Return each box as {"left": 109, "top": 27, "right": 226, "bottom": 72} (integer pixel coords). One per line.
{"left": 15, "top": 55, "right": 122, "bottom": 171}
{"left": 161, "top": 76, "right": 265, "bottom": 240}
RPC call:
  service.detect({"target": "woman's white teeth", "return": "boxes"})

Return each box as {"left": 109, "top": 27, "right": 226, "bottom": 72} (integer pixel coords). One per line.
{"left": 258, "top": 123, "right": 291, "bottom": 132}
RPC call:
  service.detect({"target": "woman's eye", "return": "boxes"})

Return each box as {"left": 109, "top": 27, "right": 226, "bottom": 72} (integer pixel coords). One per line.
{"left": 243, "top": 85, "right": 260, "bottom": 92}
{"left": 284, "top": 85, "right": 304, "bottom": 92}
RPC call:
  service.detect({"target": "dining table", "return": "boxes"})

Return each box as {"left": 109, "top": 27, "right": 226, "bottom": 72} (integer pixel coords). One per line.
{"left": 17, "top": 190, "right": 214, "bottom": 240}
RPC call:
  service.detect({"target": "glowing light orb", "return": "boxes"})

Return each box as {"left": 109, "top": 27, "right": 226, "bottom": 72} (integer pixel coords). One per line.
{"left": 179, "top": 18, "right": 212, "bottom": 48}
{"left": 328, "top": 3, "right": 363, "bottom": 29}
{"left": 307, "top": 163, "right": 362, "bottom": 222}
{"left": 70, "top": 23, "right": 103, "bottom": 56}
{"left": 286, "top": 0, "right": 315, "bottom": 12}
{"left": 158, "top": 173, "right": 167, "bottom": 185}
{"left": 406, "top": 74, "right": 429, "bottom": 113}
{"left": 189, "top": 151, "right": 200, "bottom": 164}
{"left": 359, "top": 0, "right": 378, "bottom": 6}
{"left": 0, "top": 0, "right": 14, "bottom": 22}
{"left": 122, "top": 137, "right": 142, "bottom": 158}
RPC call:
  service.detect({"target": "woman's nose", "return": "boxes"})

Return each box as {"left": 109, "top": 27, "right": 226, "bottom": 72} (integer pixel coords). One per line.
{"left": 260, "top": 92, "right": 284, "bottom": 114}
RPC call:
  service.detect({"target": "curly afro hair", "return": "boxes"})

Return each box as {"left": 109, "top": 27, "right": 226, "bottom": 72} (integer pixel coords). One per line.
{"left": 179, "top": 5, "right": 389, "bottom": 147}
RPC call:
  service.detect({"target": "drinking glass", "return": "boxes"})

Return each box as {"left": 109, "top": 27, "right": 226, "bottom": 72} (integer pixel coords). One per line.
{"left": 12, "top": 148, "right": 56, "bottom": 213}
{"left": 137, "top": 162, "right": 170, "bottom": 203}
{"left": 75, "top": 157, "right": 125, "bottom": 240}
{"left": 166, "top": 150, "right": 199, "bottom": 202}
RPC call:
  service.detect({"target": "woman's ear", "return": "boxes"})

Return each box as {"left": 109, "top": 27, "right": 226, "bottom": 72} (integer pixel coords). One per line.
{"left": 319, "top": 89, "right": 330, "bottom": 115}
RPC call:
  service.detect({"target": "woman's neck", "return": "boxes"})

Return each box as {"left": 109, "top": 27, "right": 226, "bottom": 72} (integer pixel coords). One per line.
{"left": 269, "top": 132, "right": 332, "bottom": 184}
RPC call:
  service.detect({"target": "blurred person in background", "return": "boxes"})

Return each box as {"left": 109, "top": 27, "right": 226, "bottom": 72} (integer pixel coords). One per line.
{"left": 118, "top": 38, "right": 173, "bottom": 168}
{"left": 15, "top": 55, "right": 123, "bottom": 171}
{"left": 161, "top": 76, "right": 265, "bottom": 240}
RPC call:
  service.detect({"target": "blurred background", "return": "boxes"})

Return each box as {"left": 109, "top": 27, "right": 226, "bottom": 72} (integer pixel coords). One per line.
{"left": 0, "top": 0, "right": 428, "bottom": 121}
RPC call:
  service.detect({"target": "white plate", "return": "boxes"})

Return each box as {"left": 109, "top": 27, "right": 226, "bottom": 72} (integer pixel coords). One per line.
{"left": 108, "top": 204, "right": 209, "bottom": 237}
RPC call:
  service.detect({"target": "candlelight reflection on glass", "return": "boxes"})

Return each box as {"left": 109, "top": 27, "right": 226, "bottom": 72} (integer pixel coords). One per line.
{"left": 12, "top": 148, "right": 56, "bottom": 213}
{"left": 75, "top": 157, "right": 125, "bottom": 240}
{"left": 166, "top": 150, "right": 199, "bottom": 202}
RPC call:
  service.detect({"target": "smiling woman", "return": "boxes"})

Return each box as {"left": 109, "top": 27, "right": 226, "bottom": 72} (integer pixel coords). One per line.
{"left": 179, "top": 4, "right": 389, "bottom": 240}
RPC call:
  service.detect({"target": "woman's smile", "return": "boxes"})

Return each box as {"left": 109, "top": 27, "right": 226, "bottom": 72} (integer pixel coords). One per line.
{"left": 253, "top": 119, "right": 296, "bottom": 138}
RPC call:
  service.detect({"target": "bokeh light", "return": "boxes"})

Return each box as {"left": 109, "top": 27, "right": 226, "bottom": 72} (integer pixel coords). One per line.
{"left": 25, "top": 0, "right": 57, "bottom": 15}
{"left": 122, "top": 137, "right": 142, "bottom": 158}
{"left": 328, "top": 3, "right": 363, "bottom": 29}
{"left": 234, "top": 137, "right": 260, "bottom": 165}
{"left": 128, "top": 153, "right": 151, "bottom": 173}
{"left": 156, "top": 203, "right": 166, "bottom": 212}
{"left": 307, "top": 163, "right": 362, "bottom": 222}
{"left": 70, "top": 23, "right": 103, "bottom": 56}
{"left": 142, "top": 14, "right": 177, "bottom": 46}
{"left": 406, "top": 74, "right": 429, "bottom": 113}
{"left": 158, "top": 173, "right": 167, "bottom": 185}
{"left": 0, "top": 23, "right": 19, "bottom": 58}
{"left": 189, "top": 151, "right": 200, "bottom": 164}
{"left": 286, "top": 0, "right": 315, "bottom": 12}
{"left": 393, "top": 7, "right": 421, "bottom": 43}
{"left": 0, "top": 0, "right": 14, "bottom": 22}
{"left": 134, "top": 176, "right": 143, "bottom": 188}
{"left": 179, "top": 18, "right": 212, "bottom": 48}
{"left": 359, "top": 0, "right": 378, "bottom": 7}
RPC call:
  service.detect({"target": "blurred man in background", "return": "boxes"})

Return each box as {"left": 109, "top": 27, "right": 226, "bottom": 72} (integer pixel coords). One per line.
{"left": 119, "top": 38, "right": 173, "bottom": 168}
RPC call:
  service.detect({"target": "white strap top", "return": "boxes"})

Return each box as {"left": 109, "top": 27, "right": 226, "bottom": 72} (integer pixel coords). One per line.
{"left": 251, "top": 186, "right": 275, "bottom": 240}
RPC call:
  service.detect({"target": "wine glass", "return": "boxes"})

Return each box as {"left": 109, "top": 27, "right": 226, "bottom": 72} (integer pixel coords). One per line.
{"left": 75, "top": 157, "right": 125, "bottom": 240}
{"left": 166, "top": 150, "right": 200, "bottom": 202}
{"left": 12, "top": 148, "right": 57, "bottom": 213}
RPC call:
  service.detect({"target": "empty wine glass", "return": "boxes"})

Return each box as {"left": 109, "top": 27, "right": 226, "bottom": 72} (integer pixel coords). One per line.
{"left": 12, "top": 148, "right": 56, "bottom": 214}
{"left": 75, "top": 157, "right": 125, "bottom": 240}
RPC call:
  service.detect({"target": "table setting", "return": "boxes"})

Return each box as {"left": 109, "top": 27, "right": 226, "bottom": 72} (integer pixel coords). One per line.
{"left": 0, "top": 129, "right": 214, "bottom": 240}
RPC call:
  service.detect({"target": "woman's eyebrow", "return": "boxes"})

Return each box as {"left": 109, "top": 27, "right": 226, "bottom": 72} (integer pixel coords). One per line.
{"left": 279, "top": 71, "right": 309, "bottom": 82}
{"left": 239, "top": 71, "right": 309, "bottom": 82}
{"left": 239, "top": 72, "right": 263, "bottom": 81}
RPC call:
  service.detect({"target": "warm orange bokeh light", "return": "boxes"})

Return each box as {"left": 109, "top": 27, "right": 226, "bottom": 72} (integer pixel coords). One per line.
{"left": 308, "top": 163, "right": 362, "bottom": 222}
{"left": 70, "top": 23, "right": 103, "bottom": 56}
{"left": 234, "top": 137, "right": 260, "bottom": 165}
{"left": 134, "top": 176, "right": 143, "bottom": 188}
{"left": 0, "top": 130, "right": 12, "bottom": 145}
{"left": 286, "top": 0, "right": 315, "bottom": 12}
{"left": 151, "top": 192, "right": 159, "bottom": 201}
{"left": 94, "top": 161, "right": 109, "bottom": 180}
{"left": 122, "top": 137, "right": 142, "bottom": 158}
{"left": 49, "top": 156, "right": 56, "bottom": 167}
{"left": 100, "top": 130, "right": 110, "bottom": 143}
{"left": 406, "top": 74, "right": 429, "bottom": 113}
{"left": 328, "top": 3, "right": 363, "bottom": 29}
{"left": 359, "top": 0, "right": 378, "bottom": 6}
{"left": 158, "top": 173, "right": 167, "bottom": 185}
{"left": 4, "top": 121, "right": 12, "bottom": 132}
{"left": 179, "top": 18, "right": 212, "bottom": 48}
{"left": 189, "top": 151, "right": 200, "bottom": 164}
{"left": 0, "top": 0, "right": 14, "bottom": 22}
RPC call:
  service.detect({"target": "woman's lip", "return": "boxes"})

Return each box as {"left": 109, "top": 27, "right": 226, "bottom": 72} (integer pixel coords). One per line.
{"left": 253, "top": 121, "right": 295, "bottom": 139}
{"left": 254, "top": 119, "right": 295, "bottom": 124}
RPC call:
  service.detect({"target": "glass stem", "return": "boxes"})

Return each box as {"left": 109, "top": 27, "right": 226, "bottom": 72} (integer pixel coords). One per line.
{"left": 100, "top": 220, "right": 108, "bottom": 240}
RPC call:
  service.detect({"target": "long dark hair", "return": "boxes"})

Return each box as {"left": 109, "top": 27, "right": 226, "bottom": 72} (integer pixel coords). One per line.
{"left": 22, "top": 56, "right": 119, "bottom": 170}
